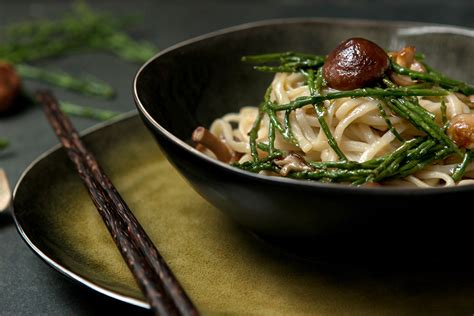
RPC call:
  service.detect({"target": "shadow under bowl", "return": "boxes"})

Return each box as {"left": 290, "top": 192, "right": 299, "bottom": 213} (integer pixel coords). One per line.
{"left": 134, "top": 18, "right": 474, "bottom": 260}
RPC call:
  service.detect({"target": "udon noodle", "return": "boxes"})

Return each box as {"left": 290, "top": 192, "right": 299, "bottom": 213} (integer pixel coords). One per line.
{"left": 193, "top": 38, "right": 474, "bottom": 187}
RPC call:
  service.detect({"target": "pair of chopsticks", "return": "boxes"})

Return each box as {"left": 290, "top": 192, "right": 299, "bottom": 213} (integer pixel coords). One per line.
{"left": 36, "top": 90, "right": 199, "bottom": 316}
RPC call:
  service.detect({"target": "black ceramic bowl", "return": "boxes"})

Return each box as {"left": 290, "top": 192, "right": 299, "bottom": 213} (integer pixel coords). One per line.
{"left": 134, "top": 19, "right": 474, "bottom": 257}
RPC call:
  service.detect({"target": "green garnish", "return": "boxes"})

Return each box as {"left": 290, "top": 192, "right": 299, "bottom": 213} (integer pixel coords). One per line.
{"left": 0, "top": 2, "right": 158, "bottom": 122}
{"left": 242, "top": 52, "right": 325, "bottom": 73}
{"left": 270, "top": 87, "right": 447, "bottom": 112}
{"left": 452, "top": 150, "right": 474, "bottom": 182}
{"left": 391, "top": 61, "right": 474, "bottom": 95}
{"left": 307, "top": 68, "right": 346, "bottom": 160}
{"left": 60, "top": 101, "right": 121, "bottom": 121}
{"left": 0, "top": 2, "right": 157, "bottom": 64}
{"left": 0, "top": 138, "right": 9, "bottom": 151}
{"left": 16, "top": 64, "right": 115, "bottom": 98}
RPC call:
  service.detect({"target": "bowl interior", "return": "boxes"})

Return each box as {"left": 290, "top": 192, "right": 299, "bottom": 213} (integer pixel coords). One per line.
{"left": 136, "top": 19, "right": 474, "bottom": 144}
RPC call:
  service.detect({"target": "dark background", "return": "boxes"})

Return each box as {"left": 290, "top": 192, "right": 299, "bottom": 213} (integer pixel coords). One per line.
{"left": 0, "top": 0, "right": 472, "bottom": 314}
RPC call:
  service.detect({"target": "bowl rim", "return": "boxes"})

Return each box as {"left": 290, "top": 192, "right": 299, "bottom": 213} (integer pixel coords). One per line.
{"left": 133, "top": 17, "right": 474, "bottom": 195}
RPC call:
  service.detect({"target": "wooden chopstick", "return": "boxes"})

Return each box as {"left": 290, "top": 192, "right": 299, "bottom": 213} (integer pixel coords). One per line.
{"left": 36, "top": 90, "right": 199, "bottom": 316}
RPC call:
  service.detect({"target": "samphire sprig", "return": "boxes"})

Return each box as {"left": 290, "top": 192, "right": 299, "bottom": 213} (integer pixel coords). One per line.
{"left": 235, "top": 137, "right": 455, "bottom": 185}
{"left": 0, "top": 2, "right": 159, "bottom": 122}
{"left": 391, "top": 61, "right": 474, "bottom": 95}
{"left": 0, "top": 2, "right": 157, "bottom": 64}
{"left": 0, "top": 138, "right": 9, "bottom": 151}
{"left": 16, "top": 64, "right": 115, "bottom": 99}
{"left": 242, "top": 52, "right": 325, "bottom": 73}
{"left": 247, "top": 85, "right": 298, "bottom": 161}
{"left": 269, "top": 87, "right": 448, "bottom": 112}
{"left": 59, "top": 101, "right": 121, "bottom": 121}
{"left": 248, "top": 87, "right": 270, "bottom": 161}
{"left": 0, "top": 2, "right": 157, "bottom": 100}
{"left": 307, "top": 68, "right": 347, "bottom": 160}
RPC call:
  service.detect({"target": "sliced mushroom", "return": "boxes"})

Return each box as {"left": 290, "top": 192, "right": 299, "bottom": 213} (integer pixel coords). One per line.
{"left": 388, "top": 46, "right": 426, "bottom": 86}
{"left": 410, "top": 60, "right": 426, "bottom": 73}
{"left": 274, "top": 152, "right": 312, "bottom": 176}
{"left": 362, "top": 182, "right": 381, "bottom": 187}
{"left": 390, "top": 73, "right": 416, "bottom": 86}
{"left": 192, "top": 126, "right": 236, "bottom": 163}
{"left": 195, "top": 143, "right": 208, "bottom": 153}
{"left": 393, "top": 46, "right": 416, "bottom": 68}
{"left": 447, "top": 113, "right": 474, "bottom": 149}
{"left": 454, "top": 93, "right": 474, "bottom": 108}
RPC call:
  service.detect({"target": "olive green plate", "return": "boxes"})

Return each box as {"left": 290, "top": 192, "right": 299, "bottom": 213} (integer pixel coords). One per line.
{"left": 13, "top": 114, "right": 474, "bottom": 315}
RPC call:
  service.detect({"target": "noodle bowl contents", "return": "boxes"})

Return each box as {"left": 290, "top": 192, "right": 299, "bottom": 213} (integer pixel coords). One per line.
{"left": 192, "top": 38, "right": 474, "bottom": 187}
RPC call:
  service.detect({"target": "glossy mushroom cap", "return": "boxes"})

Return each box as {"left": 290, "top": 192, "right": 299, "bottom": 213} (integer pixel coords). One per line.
{"left": 323, "top": 38, "right": 389, "bottom": 90}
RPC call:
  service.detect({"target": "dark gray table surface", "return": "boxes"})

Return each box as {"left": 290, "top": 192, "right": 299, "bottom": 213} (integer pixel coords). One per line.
{"left": 0, "top": 0, "right": 472, "bottom": 314}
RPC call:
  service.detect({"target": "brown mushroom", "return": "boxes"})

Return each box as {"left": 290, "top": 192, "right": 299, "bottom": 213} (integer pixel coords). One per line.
{"left": 274, "top": 152, "right": 312, "bottom": 176}
{"left": 447, "top": 113, "right": 474, "bottom": 149}
{"left": 192, "top": 126, "right": 236, "bottom": 163}
{"left": 0, "top": 61, "right": 21, "bottom": 113}
{"left": 323, "top": 38, "right": 390, "bottom": 90}
{"left": 388, "top": 46, "right": 426, "bottom": 86}
{"left": 392, "top": 46, "right": 416, "bottom": 68}
{"left": 362, "top": 182, "right": 381, "bottom": 187}
{"left": 454, "top": 93, "right": 474, "bottom": 107}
